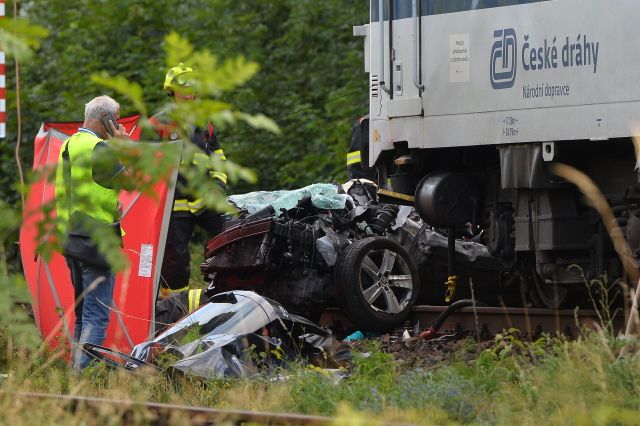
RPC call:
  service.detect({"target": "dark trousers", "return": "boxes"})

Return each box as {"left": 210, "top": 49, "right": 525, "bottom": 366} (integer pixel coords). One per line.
{"left": 160, "top": 209, "right": 225, "bottom": 291}
{"left": 154, "top": 291, "right": 189, "bottom": 334}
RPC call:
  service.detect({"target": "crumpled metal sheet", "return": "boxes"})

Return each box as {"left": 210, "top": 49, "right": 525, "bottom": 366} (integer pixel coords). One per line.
{"left": 417, "top": 228, "right": 506, "bottom": 271}
{"left": 129, "top": 290, "right": 336, "bottom": 380}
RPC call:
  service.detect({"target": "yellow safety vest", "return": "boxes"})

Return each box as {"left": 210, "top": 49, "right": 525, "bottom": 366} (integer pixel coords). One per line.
{"left": 55, "top": 130, "right": 120, "bottom": 233}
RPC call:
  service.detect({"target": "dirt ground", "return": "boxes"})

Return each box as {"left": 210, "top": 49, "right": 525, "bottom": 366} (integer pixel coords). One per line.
{"left": 345, "top": 329, "right": 496, "bottom": 370}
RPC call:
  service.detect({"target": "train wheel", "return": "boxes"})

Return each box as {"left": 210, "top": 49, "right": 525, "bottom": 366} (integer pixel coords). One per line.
{"left": 513, "top": 262, "right": 567, "bottom": 309}
{"left": 532, "top": 278, "right": 568, "bottom": 309}
{"left": 335, "top": 237, "right": 420, "bottom": 332}
{"left": 528, "top": 267, "right": 586, "bottom": 309}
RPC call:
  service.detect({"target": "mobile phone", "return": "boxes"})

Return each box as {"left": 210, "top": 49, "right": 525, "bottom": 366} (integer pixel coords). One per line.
{"left": 101, "top": 113, "right": 118, "bottom": 137}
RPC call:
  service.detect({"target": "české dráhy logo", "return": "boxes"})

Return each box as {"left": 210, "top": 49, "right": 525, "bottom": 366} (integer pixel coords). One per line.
{"left": 490, "top": 28, "right": 600, "bottom": 92}
{"left": 490, "top": 28, "right": 517, "bottom": 89}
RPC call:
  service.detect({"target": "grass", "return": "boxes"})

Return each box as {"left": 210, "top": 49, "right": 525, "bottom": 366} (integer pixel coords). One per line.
{"left": 2, "top": 257, "right": 640, "bottom": 424}
{"left": 1, "top": 305, "right": 640, "bottom": 425}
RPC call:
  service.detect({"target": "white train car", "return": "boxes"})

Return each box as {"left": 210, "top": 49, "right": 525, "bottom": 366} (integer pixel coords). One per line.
{"left": 355, "top": 0, "right": 640, "bottom": 307}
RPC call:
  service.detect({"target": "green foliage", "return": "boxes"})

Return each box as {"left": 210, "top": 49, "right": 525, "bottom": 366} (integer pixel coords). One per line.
{"left": 155, "top": 32, "right": 279, "bottom": 136}
{"left": 492, "top": 327, "right": 527, "bottom": 358}
{"left": 163, "top": 31, "right": 194, "bottom": 68}
{"left": 0, "top": 17, "right": 49, "bottom": 61}
{"left": 569, "top": 264, "right": 624, "bottom": 336}
{"left": 0, "top": 9, "right": 49, "bottom": 271}
{"left": 0, "top": 276, "right": 41, "bottom": 357}
{"left": 0, "top": 202, "right": 41, "bottom": 368}
{"left": 6, "top": 0, "right": 367, "bottom": 209}
{"left": 213, "top": 0, "right": 369, "bottom": 192}
{"left": 91, "top": 32, "right": 272, "bottom": 211}
{"left": 286, "top": 347, "right": 397, "bottom": 415}
{"left": 0, "top": 200, "right": 20, "bottom": 247}
{"left": 91, "top": 73, "right": 147, "bottom": 117}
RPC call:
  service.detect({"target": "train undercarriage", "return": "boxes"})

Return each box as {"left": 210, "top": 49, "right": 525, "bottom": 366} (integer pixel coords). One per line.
{"left": 375, "top": 137, "right": 640, "bottom": 309}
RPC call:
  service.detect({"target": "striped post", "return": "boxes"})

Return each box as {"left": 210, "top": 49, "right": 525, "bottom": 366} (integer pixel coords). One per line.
{"left": 0, "top": 0, "right": 5, "bottom": 138}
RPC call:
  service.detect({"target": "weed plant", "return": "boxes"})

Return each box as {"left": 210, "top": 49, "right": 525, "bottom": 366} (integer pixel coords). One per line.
{"left": 2, "top": 287, "right": 640, "bottom": 426}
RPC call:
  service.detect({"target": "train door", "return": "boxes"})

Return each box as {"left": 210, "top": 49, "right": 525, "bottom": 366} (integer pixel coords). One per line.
{"left": 387, "top": 0, "right": 424, "bottom": 118}
{"left": 370, "top": 0, "right": 424, "bottom": 120}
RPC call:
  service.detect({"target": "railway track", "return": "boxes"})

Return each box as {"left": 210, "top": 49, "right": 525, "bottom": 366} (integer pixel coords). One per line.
{"left": 18, "top": 298, "right": 623, "bottom": 337}
{"left": 320, "top": 304, "right": 625, "bottom": 337}
{"left": 409, "top": 305, "right": 624, "bottom": 338}
{"left": 1, "top": 391, "right": 338, "bottom": 426}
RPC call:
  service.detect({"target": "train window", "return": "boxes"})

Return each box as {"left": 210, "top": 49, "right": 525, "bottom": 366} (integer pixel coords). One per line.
{"left": 423, "top": 0, "right": 548, "bottom": 15}
{"left": 394, "top": 0, "right": 412, "bottom": 19}
{"left": 372, "top": 0, "right": 549, "bottom": 21}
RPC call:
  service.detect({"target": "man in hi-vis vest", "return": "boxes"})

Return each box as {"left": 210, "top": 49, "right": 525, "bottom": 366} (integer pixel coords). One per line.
{"left": 55, "top": 95, "right": 135, "bottom": 371}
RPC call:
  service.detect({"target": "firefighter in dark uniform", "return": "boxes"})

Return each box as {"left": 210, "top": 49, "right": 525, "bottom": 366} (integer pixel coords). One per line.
{"left": 347, "top": 114, "right": 377, "bottom": 181}
{"left": 154, "top": 287, "right": 205, "bottom": 333}
{"left": 149, "top": 63, "right": 228, "bottom": 299}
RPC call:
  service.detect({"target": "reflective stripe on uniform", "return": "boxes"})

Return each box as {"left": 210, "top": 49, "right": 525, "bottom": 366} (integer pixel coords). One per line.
{"left": 188, "top": 288, "right": 203, "bottom": 313}
{"left": 213, "top": 149, "right": 226, "bottom": 160}
{"left": 192, "top": 152, "right": 210, "bottom": 166}
{"left": 160, "top": 285, "right": 189, "bottom": 299}
{"left": 173, "top": 145, "right": 228, "bottom": 213}
{"left": 187, "top": 198, "right": 205, "bottom": 212}
{"left": 173, "top": 199, "right": 191, "bottom": 212}
{"left": 192, "top": 151, "right": 227, "bottom": 184}
{"left": 209, "top": 171, "right": 228, "bottom": 184}
{"left": 192, "top": 150, "right": 226, "bottom": 164}
{"left": 210, "top": 150, "right": 227, "bottom": 183}
{"left": 173, "top": 198, "right": 207, "bottom": 214}
{"left": 346, "top": 150, "right": 362, "bottom": 166}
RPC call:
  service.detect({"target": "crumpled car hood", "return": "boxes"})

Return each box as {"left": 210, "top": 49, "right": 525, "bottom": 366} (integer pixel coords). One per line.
{"left": 130, "top": 290, "right": 333, "bottom": 379}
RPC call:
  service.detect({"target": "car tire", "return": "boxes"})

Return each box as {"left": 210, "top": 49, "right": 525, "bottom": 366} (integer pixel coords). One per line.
{"left": 335, "top": 236, "right": 420, "bottom": 332}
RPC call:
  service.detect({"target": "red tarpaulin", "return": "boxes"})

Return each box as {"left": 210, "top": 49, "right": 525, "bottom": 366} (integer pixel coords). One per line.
{"left": 19, "top": 115, "right": 180, "bottom": 354}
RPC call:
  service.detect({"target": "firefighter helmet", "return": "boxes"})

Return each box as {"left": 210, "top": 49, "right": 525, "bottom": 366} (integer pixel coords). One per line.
{"left": 163, "top": 63, "right": 194, "bottom": 92}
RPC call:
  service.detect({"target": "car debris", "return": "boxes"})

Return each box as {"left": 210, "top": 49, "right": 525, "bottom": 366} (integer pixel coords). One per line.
{"left": 84, "top": 291, "right": 348, "bottom": 379}
{"left": 202, "top": 180, "right": 421, "bottom": 331}
{"left": 201, "top": 179, "right": 510, "bottom": 332}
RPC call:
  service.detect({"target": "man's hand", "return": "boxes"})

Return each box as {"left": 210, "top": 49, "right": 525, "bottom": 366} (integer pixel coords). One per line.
{"left": 109, "top": 120, "right": 129, "bottom": 139}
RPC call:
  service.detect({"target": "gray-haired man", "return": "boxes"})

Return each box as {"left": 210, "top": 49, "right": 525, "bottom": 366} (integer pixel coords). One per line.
{"left": 55, "top": 95, "right": 133, "bottom": 371}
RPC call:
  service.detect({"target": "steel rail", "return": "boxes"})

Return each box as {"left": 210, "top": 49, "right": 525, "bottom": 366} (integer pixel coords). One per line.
{"left": 1, "top": 391, "right": 337, "bottom": 426}
{"left": 19, "top": 297, "right": 622, "bottom": 336}
{"left": 320, "top": 305, "right": 624, "bottom": 336}
{"left": 410, "top": 305, "right": 622, "bottom": 337}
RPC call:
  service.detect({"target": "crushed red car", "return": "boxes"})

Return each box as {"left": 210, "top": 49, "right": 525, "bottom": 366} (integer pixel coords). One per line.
{"left": 200, "top": 181, "right": 514, "bottom": 332}
{"left": 200, "top": 181, "right": 419, "bottom": 331}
